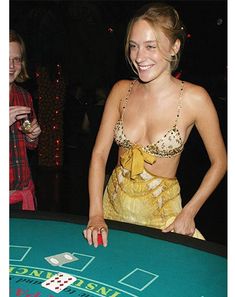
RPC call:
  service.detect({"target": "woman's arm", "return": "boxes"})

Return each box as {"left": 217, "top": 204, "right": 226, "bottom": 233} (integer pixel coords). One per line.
{"left": 163, "top": 86, "right": 227, "bottom": 236}
{"left": 83, "top": 80, "right": 130, "bottom": 247}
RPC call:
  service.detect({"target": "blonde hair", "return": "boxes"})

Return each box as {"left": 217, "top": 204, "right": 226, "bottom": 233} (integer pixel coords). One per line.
{"left": 125, "top": 2, "right": 186, "bottom": 73}
{"left": 10, "top": 30, "right": 29, "bottom": 82}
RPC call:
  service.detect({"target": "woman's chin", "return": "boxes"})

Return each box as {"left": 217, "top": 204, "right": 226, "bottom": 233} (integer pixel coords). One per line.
{"left": 138, "top": 73, "right": 151, "bottom": 82}
{"left": 138, "top": 74, "right": 155, "bottom": 84}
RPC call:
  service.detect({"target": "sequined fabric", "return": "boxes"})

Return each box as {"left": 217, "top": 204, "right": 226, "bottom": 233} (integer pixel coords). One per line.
{"left": 103, "top": 166, "right": 204, "bottom": 240}
{"left": 113, "top": 80, "right": 184, "bottom": 158}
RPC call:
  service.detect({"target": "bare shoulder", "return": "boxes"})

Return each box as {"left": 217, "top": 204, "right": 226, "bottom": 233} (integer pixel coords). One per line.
{"left": 183, "top": 81, "right": 213, "bottom": 111}
{"left": 106, "top": 79, "right": 135, "bottom": 108}
{"left": 110, "top": 79, "right": 135, "bottom": 97}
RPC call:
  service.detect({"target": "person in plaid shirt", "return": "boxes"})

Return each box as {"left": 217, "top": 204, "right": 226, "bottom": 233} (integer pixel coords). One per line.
{"left": 9, "top": 30, "right": 41, "bottom": 210}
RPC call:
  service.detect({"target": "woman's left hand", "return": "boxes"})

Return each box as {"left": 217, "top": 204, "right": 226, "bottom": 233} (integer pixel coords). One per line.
{"left": 162, "top": 211, "right": 196, "bottom": 236}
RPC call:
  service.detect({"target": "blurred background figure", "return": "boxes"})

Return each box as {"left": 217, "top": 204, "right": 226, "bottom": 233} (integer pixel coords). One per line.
{"left": 9, "top": 30, "right": 41, "bottom": 210}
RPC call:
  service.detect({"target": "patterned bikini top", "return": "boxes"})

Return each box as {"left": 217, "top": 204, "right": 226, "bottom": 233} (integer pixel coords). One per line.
{"left": 114, "top": 80, "right": 185, "bottom": 158}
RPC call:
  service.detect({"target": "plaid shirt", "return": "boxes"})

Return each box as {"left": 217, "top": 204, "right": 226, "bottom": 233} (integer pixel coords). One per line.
{"left": 10, "top": 83, "right": 38, "bottom": 190}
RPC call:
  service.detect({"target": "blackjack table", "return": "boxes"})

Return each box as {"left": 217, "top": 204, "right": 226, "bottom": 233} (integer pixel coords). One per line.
{"left": 10, "top": 210, "right": 227, "bottom": 297}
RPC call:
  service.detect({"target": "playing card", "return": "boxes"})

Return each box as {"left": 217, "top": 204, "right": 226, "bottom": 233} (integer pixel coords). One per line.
{"left": 41, "top": 272, "right": 77, "bottom": 293}
{"left": 45, "top": 252, "right": 78, "bottom": 266}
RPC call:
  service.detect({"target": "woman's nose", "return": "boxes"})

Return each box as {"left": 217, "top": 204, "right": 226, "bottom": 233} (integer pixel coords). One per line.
{"left": 135, "top": 48, "right": 145, "bottom": 63}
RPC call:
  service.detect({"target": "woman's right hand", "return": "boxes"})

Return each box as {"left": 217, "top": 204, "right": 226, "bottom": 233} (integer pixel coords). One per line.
{"left": 83, "top": 216, "right": 108, "bottom": 248}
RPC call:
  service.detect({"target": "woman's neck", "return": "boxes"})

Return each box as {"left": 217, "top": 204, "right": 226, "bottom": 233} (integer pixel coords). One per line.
{"left": 139, "top": 73, "right": 176, "bottom": 96}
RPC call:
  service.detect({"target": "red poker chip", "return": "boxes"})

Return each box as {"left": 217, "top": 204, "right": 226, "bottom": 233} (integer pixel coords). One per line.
{"left": 97, "top": 233, "right": 103, "bottom": 246}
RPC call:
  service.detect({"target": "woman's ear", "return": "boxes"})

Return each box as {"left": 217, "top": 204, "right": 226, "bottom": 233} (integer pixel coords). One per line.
{"left": 171, "top": 39, "right": 181, "bottom": 56}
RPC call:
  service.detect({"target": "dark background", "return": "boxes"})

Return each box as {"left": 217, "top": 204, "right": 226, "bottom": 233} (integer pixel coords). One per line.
{"left": 10, "top": 0, "right": 227, "bottom": 245}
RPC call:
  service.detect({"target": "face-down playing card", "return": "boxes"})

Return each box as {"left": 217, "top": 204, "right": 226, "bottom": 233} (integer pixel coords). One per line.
{"left": 45, "top": 252, "right": 78, "bottom": 266}
{"left": 41, "top": 272, "right": 77, "bottom": 293}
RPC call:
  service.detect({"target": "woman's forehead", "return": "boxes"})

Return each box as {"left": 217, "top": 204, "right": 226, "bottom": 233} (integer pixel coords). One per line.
{"left": 130, "top": 19, "right": 169, "bottom": 43}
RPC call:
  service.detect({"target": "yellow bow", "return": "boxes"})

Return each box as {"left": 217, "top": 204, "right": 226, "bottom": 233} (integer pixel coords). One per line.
{"left": 120, "top": 145, "right": 156, "bottom": 179}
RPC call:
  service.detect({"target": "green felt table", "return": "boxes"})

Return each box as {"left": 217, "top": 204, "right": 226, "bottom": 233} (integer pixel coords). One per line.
{"left": 10, "top": 211, "right": 227, "bottom": 297}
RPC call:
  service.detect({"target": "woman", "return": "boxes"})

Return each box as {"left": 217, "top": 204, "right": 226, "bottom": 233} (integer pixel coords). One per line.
{"left": 83, "top": 3, "right": 227, "bottom": 247}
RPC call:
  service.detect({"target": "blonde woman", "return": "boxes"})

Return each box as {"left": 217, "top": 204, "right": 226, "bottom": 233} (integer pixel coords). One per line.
{"left": 83, "top": 3, "right": 227, "bottom": 247}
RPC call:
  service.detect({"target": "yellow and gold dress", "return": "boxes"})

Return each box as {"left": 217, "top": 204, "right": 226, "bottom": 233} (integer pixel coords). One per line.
{"left": 103, "top": 80, "right": 204, "bottom": 240}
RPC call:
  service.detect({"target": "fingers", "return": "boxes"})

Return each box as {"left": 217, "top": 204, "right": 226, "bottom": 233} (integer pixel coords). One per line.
{"left": 16, "top": 114, "right": 29, "bottom": 121}
{"left": 11, "top": 106, "right": 31, "bottom": 119}
{"left": 27, "top": 124, "right": 41, "bottom": 139}
{"left": 100, "top": 227, "right": 108, "bottom": 247}
{"left": 9, "top": 106, "right": 31, "bottom": 126}
{"left": 86, "top": 226, "right": 99, "bottom": 247}
{"left": 10, "top": 106, "right": 31, "bottom": 114}
{"left": 162, "top": 223, "right": 174, "bottom": 233}
{"left": 83, "top": 226, "right": 108, "bottom": 248}
{"left": 187, "top": 228, "right": 196, "bottom": 237}
{"left": 22, "top": 119, "right": 41, "bottom": 139}
{"left": 162, "top": 224, "right": 195, "bottom": 236}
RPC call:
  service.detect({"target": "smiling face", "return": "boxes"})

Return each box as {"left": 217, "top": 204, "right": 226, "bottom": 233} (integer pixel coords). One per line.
{"left": 129, "top": 19, "right": 176, "bottom": 83}
{"left": 9, "top": 41, "right": 22, "bottom": 86}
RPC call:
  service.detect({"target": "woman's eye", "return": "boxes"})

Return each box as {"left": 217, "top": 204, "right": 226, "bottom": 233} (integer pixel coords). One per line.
{"left": 129, "top": 44, "right": 136, "bottom": 49}
{"left": 147, "top": 45, "right": 156, "bottom": 49}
